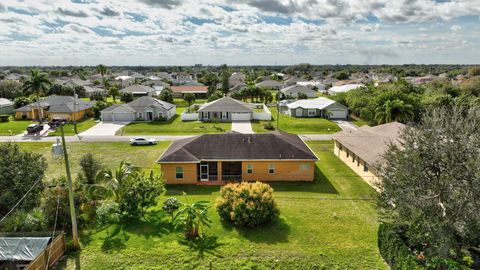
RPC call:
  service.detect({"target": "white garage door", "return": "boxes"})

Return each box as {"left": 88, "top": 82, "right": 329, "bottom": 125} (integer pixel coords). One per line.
{"left": 328, "top": 110, "right": 348, "bottom": 119}
{"left": 112, "top": 113, "right": 135, "bottom": 122}
{"left": 231, "top": 113, "right": 251, "bottom": 121}
{"left": 101, "top": 112, "right": 113, "bottom": 122}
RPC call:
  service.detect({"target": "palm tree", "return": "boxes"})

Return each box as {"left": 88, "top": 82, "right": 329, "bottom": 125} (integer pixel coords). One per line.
{"left": 173, "top": 194, "right": 211, "bottom": 239}
{"left": 96, "top": 64, "right": 108, "bottom": 79}
{"left": 100, "top": 161, "right": 140, "bottom": 202}
{"left": 108, "top": 84, "right": 120, "bottom": 103}
{"left": 374, "top": 99, "right": 414, "bottom": 124}
{"left": 23, "top": 69, "right": 52, "bottom": 122}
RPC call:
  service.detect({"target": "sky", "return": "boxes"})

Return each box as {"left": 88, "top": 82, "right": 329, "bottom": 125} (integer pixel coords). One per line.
{"left": 0, "top": 0, "right": 479, "bottom": 66}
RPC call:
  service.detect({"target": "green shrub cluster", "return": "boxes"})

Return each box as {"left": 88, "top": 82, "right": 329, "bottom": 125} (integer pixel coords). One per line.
{"left": 378, "top": 223, "right": 422, "bottom": 270}
{"left": 216, "top": 182, "right": 279, "bottom": 227}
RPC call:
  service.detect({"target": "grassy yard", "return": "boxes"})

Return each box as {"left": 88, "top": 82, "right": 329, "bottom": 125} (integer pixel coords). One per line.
{"left": 351, "top": 116, "right": 369, "bottom": 127}
{"left": 174, "top": 98, "right": 207, "bottom": 107}
{"left": 53, "top": 141, "right": 385, "bottom": 269}
{"left": 118, "top": 107, "right": 231, "bottom": 135}
{"left": 18, "top": 141, "right": 170, "bottom": 180}
{"left": 252, "top": 107, "right": 342, "bottom": 134}
{"left": 0, "top": 119, "right": 32, "bottom": 135}
{"left": 48, "top": 118, "right": 98, "bottom": 136}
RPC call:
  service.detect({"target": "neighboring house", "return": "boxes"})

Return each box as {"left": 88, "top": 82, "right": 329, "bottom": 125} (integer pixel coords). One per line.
{"left": 14, "top": 95, "right": 93, "bottom": 121}
{"left": 229, "top": 82, "right": 247, "bottom": 92}
{"left": 198, "top": 97, "right": 253, "bottom": 121}
{"left": 101, "top": 96, "right": 176, "bottom": 122}
{"left": 58, "top": 78, "right": 93, "bottom": 88}
{"left": 297, "top": 81, "right": 326, "bottom": 90}
{"left": 284, "top": 76, "right": 304, "bottom": 86}
{"left": 256, "top": 80, "right": 284, "bottom": 90}
{"left": 170, "top": 85, "right": 208, "bottom": 98}
{"left": 332, "top": 122, "right": 406, "bottom": 188}
{"left": 84, "top": 86, "right": 107, "bottom": 97}
{"left": 171, "top": 72, "right": 195, "bottom": 85}
{"left": 280, "top": 84, "right": 317, "bottom": 98}
{"left": 283, "top": 97, "right": 349, "bottom": 119}
{"left": 229, "top": 72, "right": 246, "bottom": 87}
{"left": 328, "top": 84, "right": 364, "bottom": 95}
{"left": 114, "top": 75, "right": 135, "bottom": 88}
{"left": 0, "top": 98, "right": 14, "bottom": 114}
{"left": 120, "top": 84, "right": 159, "bottom": 97}
{"left": 157, "top": 131, "right": 318, "bottom": 184}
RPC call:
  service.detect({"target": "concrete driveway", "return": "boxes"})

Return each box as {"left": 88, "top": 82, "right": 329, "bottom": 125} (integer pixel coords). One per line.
{"left": 333, "top": 120, "right": 358, "bottom": 131}
{"left": 232, "top": 120, "right": 254, "bottom": 134}
{"left": 79, "top": 121, "right": 130, "bottom": 136}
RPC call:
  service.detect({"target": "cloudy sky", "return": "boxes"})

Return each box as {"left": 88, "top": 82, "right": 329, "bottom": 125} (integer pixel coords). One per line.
{"left": 0, "top": 0, "right": 479, "bottom": 66}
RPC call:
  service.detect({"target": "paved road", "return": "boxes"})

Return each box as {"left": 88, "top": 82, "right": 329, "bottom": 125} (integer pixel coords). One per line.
{"left": 231, "top": 121, "right": 254, "bottom": 134}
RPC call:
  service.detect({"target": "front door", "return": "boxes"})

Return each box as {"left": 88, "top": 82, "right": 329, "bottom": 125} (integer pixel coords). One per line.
{"left": 200, "top": 164, "right": 209, "bottom": 181}
{"left": 147, "top": 111, "right": 153, "bottom": 121}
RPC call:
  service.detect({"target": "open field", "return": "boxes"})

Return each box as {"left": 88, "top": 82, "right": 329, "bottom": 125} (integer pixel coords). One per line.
{"left": 118, "top": 107, "right": 231, "bottom": 135}
{"left": 43, "top": 141, "right": 386, "bottom": 269}
{"left": 252, "top": 107, "right": 342, "bottom": 134}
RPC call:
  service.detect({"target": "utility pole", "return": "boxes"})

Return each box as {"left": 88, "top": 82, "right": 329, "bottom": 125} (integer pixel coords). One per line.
{"left": 276, "top": 90, "right": 280, "bottom": 130}
{"left": 73, "top": 90, "right": 78, "bottom": 135}
{"left": 60, "top": 123, "right": 80, "bottom": 250}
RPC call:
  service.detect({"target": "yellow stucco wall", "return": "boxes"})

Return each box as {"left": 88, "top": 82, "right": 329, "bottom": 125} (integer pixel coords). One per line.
{"left": 160, "top": 160, "right": 315, "bottom": 184}
{"left": 333, "top": 141, "right": 381, "bottom": 190}
{"left": 16, "top": 109, "right": 91, "bottom": 121}
{"left": 161, "top": 163, "right": 198, "bottom": 184}
{"left": 241, "top": 161, "right": 315, "bottom": 182}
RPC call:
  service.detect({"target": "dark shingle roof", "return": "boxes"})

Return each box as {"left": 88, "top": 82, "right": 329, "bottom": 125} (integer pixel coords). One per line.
{"left": 158, "top": 131, "right": 318, "bottom": 163}
{"left": 127, "top": 96, "right": 175, "bottom": 111}
{"left": 14, "top": 95, "right": 93, "bottom": 113}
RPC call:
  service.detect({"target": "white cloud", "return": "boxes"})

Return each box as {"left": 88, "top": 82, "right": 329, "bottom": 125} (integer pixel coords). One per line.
{"left": 450, "top": 24, "right": 462, "bottom": 32}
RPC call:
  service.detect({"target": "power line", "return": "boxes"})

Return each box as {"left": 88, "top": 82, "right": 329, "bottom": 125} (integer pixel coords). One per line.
{"left": 0, "top": 177, "right": 42, "bottom": 224}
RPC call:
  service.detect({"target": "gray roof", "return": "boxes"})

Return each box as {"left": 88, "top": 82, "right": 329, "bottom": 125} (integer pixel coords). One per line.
{"left": 256, "top": 80, "right": 284, "bottom": 88}
{"left": 281, "top": 84, "right": 316, "bottom": 95}
{"left": 158, "top": 131, "right": 318, "bottom": 163}
{"left": 15, "top": 95, "right": 94, "bottom": 113}
{"left": 198, "top": 97, "right": 252, "bottom": 113}
{"left": 120, "top": 84, "right": 156, "bottom": 94}
{"left": 333, "top": 122, "right": 406, "bottom": 165}
{"left": 84, "top": 86, "right": 106, "bottom": 93}
{"left": 0, "top": 98, "right": 13, "bottom": 106}
{"left": 101, "top": 96, "right": 175, "bottom": 113}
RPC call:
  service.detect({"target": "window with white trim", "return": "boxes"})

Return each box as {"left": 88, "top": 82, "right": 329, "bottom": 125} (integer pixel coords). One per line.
{"left": 158, "top": 112, "right": 163, "bottom": 118}
{"left": 247, "top": 164, "right": 253, "bottom": 174}
{"left": 175, "top": 167, "right": 184, "bottom": 179}
{"left": 138, "top": 112, "right": 143, "bottom": 119}
{"left": 221, "top": 112, "right": 228, "bottom": 119}
{"left": 268, "top": 163, "right": 275, "bottom": 174}
{"left": 307, "top": 109, "right": 316, "bottom": 116}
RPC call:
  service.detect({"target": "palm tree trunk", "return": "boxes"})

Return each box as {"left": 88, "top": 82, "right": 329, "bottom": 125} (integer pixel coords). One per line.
{"left": 36, "top": 92, "right": 42, "bottom": 123}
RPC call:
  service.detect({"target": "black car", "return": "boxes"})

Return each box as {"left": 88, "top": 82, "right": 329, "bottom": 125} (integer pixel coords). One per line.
{"left": 26, "top": 124, "right": 44, "bottom": 134}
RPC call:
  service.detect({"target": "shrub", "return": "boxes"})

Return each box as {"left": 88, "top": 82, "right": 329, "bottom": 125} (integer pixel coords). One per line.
{"left": 0, "top": 115, "right": 9, "bottom": 122}
{"left": 163, "top": 197, "right": 180, "bottom": 218}
{"left": 263, "top": 122, "right": 275, "bottom": 130}
{"left": 378, "top": 223, "right": 423, "bottom": 270}
{"left": 96, "top": 200, "right": 120, "bottom": 229}
{"left": 216, "top": 182, "right": 279, "bottom": 227}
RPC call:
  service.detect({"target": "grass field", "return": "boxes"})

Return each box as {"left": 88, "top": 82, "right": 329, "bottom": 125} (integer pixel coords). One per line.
{"left": 18, "top": 141, "right": 170, "bottom": 180}
{"left": 0, "top": 119, "right": 32, "bottom": 135}
{"left": 173, "top": 98, "right": 207, "bottom": 107}
{"left": 252, "top": 108, "right": 342, "bottom": 134}
{"left": 48, "top": 118, "right": 98, "bottom": 136}
{"left": 119, "top": 107, "right": 231, "bottom": 135}
{"left": 50, "top": 141, "right": 385, "bottom": 269}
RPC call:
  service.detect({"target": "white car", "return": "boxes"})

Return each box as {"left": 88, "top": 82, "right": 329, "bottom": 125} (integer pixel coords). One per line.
{"left": 129, "top": 137, "right": 156, "bottom": 146}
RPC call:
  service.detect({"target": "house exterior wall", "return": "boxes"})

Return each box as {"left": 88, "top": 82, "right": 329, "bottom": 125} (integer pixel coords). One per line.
{"left": 333, "top": 140, "right": 381, "bottom": 189}
{"left": 289, "top": 108, "right": 322, "bottom": 118}
{"left": 49, "top": 109, "right": 91, "bottom": 121}
{"left": 198, "top": 111, "right": 233, "bottom": 122}
{"left": 161, "top": 163, "right": 198, "bottom": 184}
{"left": 0, "top": 105, "right": 14, "bottom": 114}
{"left": 160, "top": 160, "right": 315, "bottom": 184}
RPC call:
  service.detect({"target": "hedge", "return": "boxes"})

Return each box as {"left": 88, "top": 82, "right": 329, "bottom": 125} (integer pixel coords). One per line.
{"left": 378, "top": 223, "right": 423, "bottom": 270}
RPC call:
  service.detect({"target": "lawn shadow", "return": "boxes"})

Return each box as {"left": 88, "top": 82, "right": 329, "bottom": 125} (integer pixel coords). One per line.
{"left": 269, "top": 165, "right": 338, "bottom": 194}
{"left": 165, "top": 184, "right": 220, "bottom": 195}
{"left": 100, "top": 225, "right": 128, "bottom": 253}
{"left": 54, "top": 250, "right": 82, "bottom": 269}
{"left": 177, "top": 234, "right": 224, "bottom": 259}
{"left": 122, "top": 210, "right": 174, "bottom": 239}
{"left": 221, "top": 217, "right": 290, "bottom": 244}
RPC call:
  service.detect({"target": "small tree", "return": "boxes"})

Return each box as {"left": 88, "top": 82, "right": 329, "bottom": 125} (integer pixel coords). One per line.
{"left": 108, "top": 84, "right": 120, "bottom": 103}
{"left": 216, "top": 182, "right": 279, "bottom": 227}
{"left": 163, "top": 197, "right": 180, "bottom": 220}
{"left": 96, "top": 200, "right": 120, "bottom": 237}
{"left": 297, "top": 92, "right": 308, "bottom": 100}
{"left": 78, "top": 153, "right": 103, "bottom": 185}
{"left": 159, "top": 88, "right": 174, "bottom": 103}
{"left": 120, "top": 92, "right": 134, "bottom": 103}
{"left": 208, "top": 91, "right": 223, "bottom": 102}
{"left": 174, "top": 194, "right": 211, "bottom": 239}
{"left": 183, "top": 93, "right": 196, "bottom": 107}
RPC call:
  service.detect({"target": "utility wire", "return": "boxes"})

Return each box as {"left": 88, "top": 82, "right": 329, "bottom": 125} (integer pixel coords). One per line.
{"left": 0, "top": 178, "right": 42, "bottom": 224}
{"left": 45, "top": 194, "right": 61, "bottom": 270}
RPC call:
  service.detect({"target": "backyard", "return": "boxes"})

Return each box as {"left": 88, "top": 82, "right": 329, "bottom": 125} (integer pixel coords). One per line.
{"left": 118, "top": 107, "right": 231, "bottom": 135}
{"left": 252, "top": 107, "right": 342, "bottom": 134}
{"left": 25, "top": 140, "right": 387, "bottom": 269}
{"left": 0, "top": 118, "right": 32, "bottom": 135}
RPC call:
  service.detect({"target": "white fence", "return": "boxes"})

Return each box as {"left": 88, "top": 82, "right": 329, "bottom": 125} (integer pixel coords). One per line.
{"left": 252, "top": 104, "right": 272, "bottom": 120}
{"left": 181, "top": 112, "right": 199, "bottom": 121}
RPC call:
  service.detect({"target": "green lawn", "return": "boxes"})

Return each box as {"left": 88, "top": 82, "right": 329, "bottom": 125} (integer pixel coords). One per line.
{"left": 0, "top": 119, "right": 32, "bottom": 135}
{"left": 48, "top": 118, "right": 98, "bottom": 136}
{"left": 18, "top": 141, "right": 170, "bottom": 180}
{"left": 174, "top": 98, "right": 207, "bottom": 107}
{"left": 351, "top": 116, "right": 368, "bottom": 127}
{"left": 118, "top": 107, "right": 231, "bottom": 135}
{"left": 252, "top": 108, "right": 342, "bottom": 134}
{"left": 53, "top": 141, "right": 385, "bottom": 269}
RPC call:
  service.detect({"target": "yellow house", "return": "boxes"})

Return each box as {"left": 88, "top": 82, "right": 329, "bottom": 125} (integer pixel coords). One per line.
{"left": 157, "top": 131, "right": 318, "bottom": 184}
{"left": 15, "top": 95, "right": 94, "bottom": 121}
{"left": 332, "top": 122, "right": 406, "bottom": 189}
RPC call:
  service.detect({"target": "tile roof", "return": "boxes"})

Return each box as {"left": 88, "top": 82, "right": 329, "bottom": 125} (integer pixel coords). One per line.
{"left": 158, "top": 131, "right": 318, "bottom": 163}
